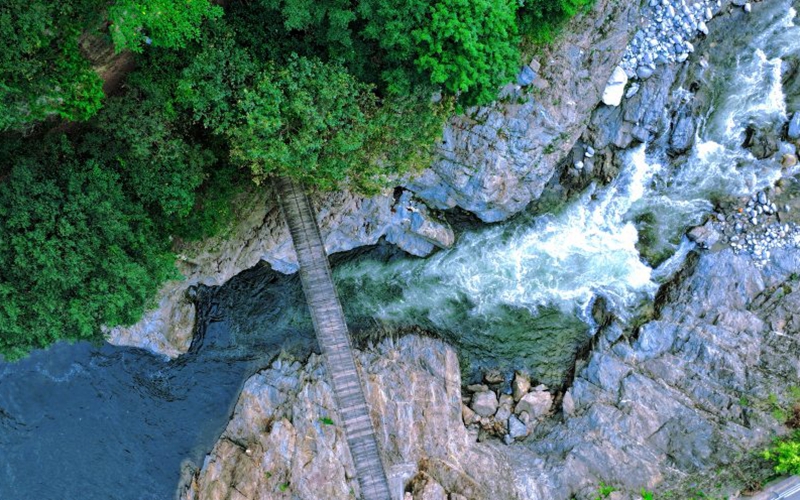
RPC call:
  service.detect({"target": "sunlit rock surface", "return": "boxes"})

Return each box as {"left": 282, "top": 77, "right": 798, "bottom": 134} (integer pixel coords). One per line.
{"left": 180, "top": 336, "right": 519, "bottom": 500}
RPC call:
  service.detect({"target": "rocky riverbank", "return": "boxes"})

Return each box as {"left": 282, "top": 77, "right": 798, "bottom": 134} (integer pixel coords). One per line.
{"left": 111, "top": 0, "right": 800, "bottom": 497}
{"left": 107, "top": 0, "right": 757, "bottom": 361}
{"left": 179, "top": 335, "right": 520, "bottom": 500}
{"left": 178, "top": 0, "right": 800, "bottom": 498}
{"left": 107, "top": 0, "right": 734, "bottom": 359}
{"left": 179, "top": 239, "right": 800, "bottom": 499}
{"left": 522, "top": 245, "right": 800, "bottom": 498}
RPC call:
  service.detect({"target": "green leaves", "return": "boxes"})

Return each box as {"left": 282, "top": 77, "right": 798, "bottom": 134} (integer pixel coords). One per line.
{"left": 90, "top": 87, "right": 214, "bottom": 220}
{"left": 0, "top": 0, "right": 104, "bottom": 131}
{"left": 359, "top": 0, "right": 520, "bottom": 106}
{"left": 229, "top": 56, "right": 376, "bottom": 190}
{"left": 0, "top": 139, "right": 177, "bottom": 359}
{"left": 225, "top": 55, "right": 449, "bottom": 192}
{"left": 108, "top": 0, "right": 223, "bottom": 53}
{"left": 519, "top": 0, "right": 594, "bottom": 44}
{"left": 0, "top": 0, "right": 223, "bottom": 131}
{"left": 175, "top": 23, "right": 259, "bottom": 134}
{"left": 763, "top": 431, "right": 800, "bottom": 475}
{"left": 234, "top": 0, "right": 519, "bottom": 106}
{"left": 0, "top": 63, "right": 238, "bottom": 358}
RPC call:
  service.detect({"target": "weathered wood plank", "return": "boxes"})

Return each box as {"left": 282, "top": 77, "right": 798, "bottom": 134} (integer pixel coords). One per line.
{"left": 276, "top": 176, "right": 391, "bottom": 500}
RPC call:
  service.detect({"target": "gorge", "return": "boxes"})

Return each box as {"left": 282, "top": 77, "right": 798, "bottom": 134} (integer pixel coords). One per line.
{"left": 2, "top": 0, "right": 800, "bottom": 498}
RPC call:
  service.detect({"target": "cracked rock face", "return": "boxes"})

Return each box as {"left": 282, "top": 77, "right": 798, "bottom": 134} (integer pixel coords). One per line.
{"left": 179, "top": 336, "right": 519, "bottom": 500}
{"left": 510, "top": 246, "right": 800, "bottom": 499}
{"left": 407, "top": 0, "right": 638, "bottom": 223}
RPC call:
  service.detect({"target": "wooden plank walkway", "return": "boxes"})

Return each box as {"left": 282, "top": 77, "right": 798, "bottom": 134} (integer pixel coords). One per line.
{"left": 276, "top": 176, "right": 391, "bottom": 500}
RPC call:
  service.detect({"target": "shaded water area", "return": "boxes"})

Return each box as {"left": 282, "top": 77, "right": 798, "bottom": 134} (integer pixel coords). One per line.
{"left": 1, "top": 1, "right": 799, "bottom": 498}
{"left": 0, "top": 266, "right": 316, "bottom": 500}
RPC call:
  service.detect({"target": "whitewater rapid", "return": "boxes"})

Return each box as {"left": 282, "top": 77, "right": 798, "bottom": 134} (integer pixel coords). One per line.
{"left": 335, "top": 3, "right": 800, "bottom": 376}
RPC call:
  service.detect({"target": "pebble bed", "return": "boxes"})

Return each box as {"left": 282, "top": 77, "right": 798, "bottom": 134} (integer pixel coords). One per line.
{"left": 618, "top": 0, "right": 749, "bottom": 84}
{"left": 711, "top": 189, "right": 800, "bottom": 267}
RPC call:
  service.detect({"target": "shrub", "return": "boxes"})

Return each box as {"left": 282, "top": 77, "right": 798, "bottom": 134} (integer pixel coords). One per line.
{"left": 763, "top": 431, "right": 800, "bottom": 475}
{"left": 519, "top": 0, "right": 594, "bottom": 45}
{"left": 593, "top": 482, "right": 617, "bottom": 499}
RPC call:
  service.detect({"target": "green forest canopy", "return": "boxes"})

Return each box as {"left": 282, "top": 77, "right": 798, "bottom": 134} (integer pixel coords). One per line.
{"left": 0, "top": 0, "right": 591, "bottom": 359}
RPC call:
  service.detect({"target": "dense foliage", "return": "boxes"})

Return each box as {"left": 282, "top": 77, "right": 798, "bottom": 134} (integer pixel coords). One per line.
{"left": 0, "top": 139, "right": 176, "bottom": 358}
{"left": 0, "top": 72, "right": 241, "bottom": 358}
{"left": 0, "top": 0, "right": 104, "bottom": 130}
{"left": 108, "top": 0, "right": 223, "bottom": 52}
{"left": 240, "top": 0, "right": 519, "bottom": 105}
{"left": 359, "top": 0, "right": 520, "bottom": 105}
{"left": 763, "top": 431, "right": 800, "bottom": 475}
{"left": 230, "top": 56, "right": 376, "bottom": 189}
{"left": 0, "top": 0, "right": 590, "bottom": 358}
{"left": 519, "top": 0, "right": 594, "bottom": 44}
{"left": 0, "top": 0, "right": 224, "bottom": 131}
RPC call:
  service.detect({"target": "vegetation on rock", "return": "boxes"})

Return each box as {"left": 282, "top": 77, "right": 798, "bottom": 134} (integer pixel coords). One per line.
{"left": 763, "top": 431, "right": 800, "bottom": 475}
{"left": 520, "top": 0, "right": 595, "bottom": 45}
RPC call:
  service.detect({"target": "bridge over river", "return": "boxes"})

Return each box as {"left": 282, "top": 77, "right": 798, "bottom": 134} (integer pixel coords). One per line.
{"left": 277, "top": 176, "right": 392, "bottom": 500}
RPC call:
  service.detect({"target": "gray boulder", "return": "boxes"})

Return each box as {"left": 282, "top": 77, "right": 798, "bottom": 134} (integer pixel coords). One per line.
{"left": 636, "top": 65, "right": 655, "bottom": 80}
{"left": 471, "top": 391, "right": 499, "bottom": 417}
{"left": 508, "top": 415, "right": 529, "bottom": 439}
{"left": 742, "top": 123, "right": 780, "bottom": 159}
{"left": 602, "top": 66, "right": 629, "bottom": 106}
{"left": 515, "top": 386, "right": 552, "bottom": 419}
{"left": 517, "top": 66, "right": 537, "bottom": 86}
{"left": 788, "top": 112, "right": 800, "bottom": 140}
{"left": 669, "top": 112, "right": 696, "bottom": 155}
{"left": 633, "top": 321, "right": 678, "bottom": 360}
{"left": 687, "top": 221, "right": 721, "bottom": 249}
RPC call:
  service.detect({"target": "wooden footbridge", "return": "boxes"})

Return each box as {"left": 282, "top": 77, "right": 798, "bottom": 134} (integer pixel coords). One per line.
{"left": 276, "top": 176, "right": 391, "bottom": 500}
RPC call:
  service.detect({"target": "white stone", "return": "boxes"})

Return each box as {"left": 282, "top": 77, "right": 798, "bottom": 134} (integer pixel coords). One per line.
{"left": 601, "top": 66, "right": 629, "bottom": 106}
{"left": 562, "top": 391, "right": 576, "bottom": 416}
